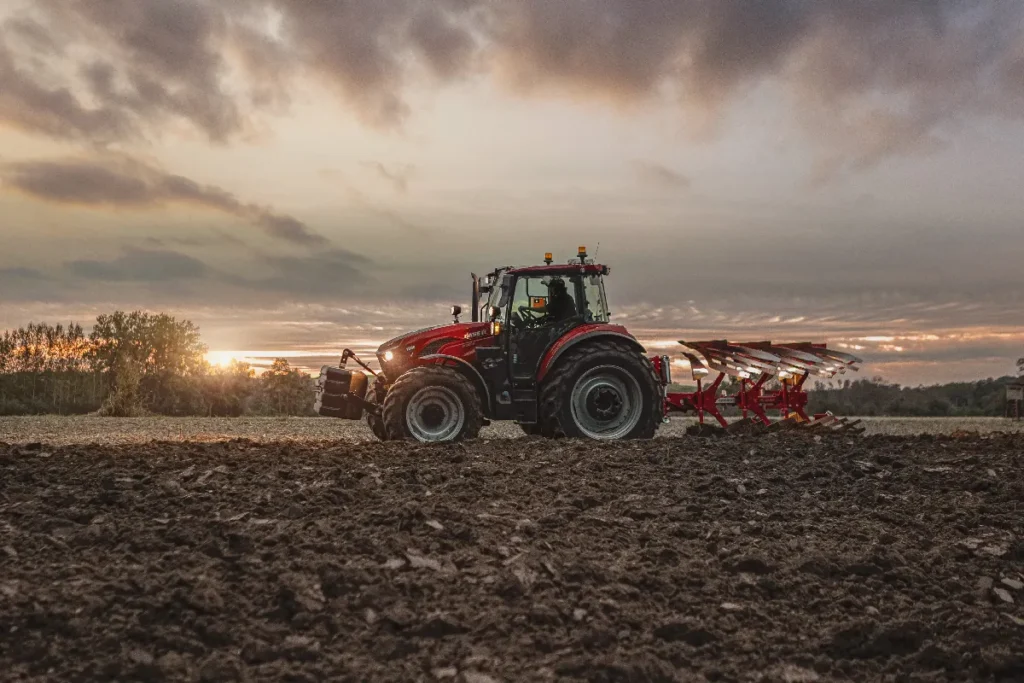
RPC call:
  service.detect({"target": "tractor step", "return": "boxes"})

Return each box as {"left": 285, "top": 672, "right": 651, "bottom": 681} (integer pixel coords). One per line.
{"left": 512, "top": 388, "right": 538, "bottom": 423}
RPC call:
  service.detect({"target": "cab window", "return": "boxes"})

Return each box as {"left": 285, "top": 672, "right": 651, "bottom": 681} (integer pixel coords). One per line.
{"left": 509, "top": 275, "right": 580, "bottom": 328}
{"left": 581, "top": 274, "right": 610, "bottom": 323}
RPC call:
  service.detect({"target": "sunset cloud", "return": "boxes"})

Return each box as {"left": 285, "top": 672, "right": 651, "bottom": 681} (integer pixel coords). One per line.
{"left": 0, "top": 1, "right": 1021, "bottom": 167}
{"left": 0, "top": 156, "right": 327, "bottom": 246}
{"left": 68, "top": 248, "right": 209, "bottom": 282}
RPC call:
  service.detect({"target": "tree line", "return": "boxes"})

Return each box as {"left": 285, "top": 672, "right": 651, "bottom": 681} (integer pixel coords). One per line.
{"left": 807, "top": 376, "right": 1013, "bottom": 417}
{"left": 0, "top": 312, "right": 315, "bottom": 417}
{"left": 1, "top": 312, "right": 1017, "bottom": 418}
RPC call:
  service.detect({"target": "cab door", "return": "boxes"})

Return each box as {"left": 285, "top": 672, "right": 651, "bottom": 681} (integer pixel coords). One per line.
{"left": 506, "top": 274, "right": 585, "bottom": 420}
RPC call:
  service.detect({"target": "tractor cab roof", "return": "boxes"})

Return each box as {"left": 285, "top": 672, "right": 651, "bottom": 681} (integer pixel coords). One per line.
{"left": 491, "top": 247, "right": 609, "bottom": 279}
{"left": 506, "top": 263, "right": 608, "bottom": 276}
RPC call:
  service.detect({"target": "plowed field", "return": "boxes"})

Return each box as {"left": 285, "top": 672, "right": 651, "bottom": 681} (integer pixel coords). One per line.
{"left": 2, "top": 433, "right": 1022, "bottom": 681}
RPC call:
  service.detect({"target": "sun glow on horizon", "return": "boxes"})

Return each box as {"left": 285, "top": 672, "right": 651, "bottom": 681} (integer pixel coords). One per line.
{"left": 206, "top": 350, "right": 244, "bottom": 368}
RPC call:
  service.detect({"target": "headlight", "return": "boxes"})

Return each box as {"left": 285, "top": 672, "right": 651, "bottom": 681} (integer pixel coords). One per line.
{"left": 383, "top": 350, "right": 394, "bottom": 362}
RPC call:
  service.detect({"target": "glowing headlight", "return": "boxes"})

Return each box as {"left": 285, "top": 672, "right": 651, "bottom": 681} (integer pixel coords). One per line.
{"left": 383, "top": 350, "right": 394, "bottom": 362}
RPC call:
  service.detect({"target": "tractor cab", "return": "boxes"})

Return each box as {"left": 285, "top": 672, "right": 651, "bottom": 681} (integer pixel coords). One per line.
{"left": 478, "top": 248, "right": 611, "bottom": 327}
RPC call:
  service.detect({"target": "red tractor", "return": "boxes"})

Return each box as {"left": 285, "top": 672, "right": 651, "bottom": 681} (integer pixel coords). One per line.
{"left": 315, "top": 248, "right": 863, "bottom": 441}
{"left": 316, "top": 247, "right": 666, "bottom": 441}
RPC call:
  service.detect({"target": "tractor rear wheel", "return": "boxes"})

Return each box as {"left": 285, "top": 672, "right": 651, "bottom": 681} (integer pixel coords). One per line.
{"left": 382, "top": 366, "right": 483, "bottom": 442}
{"left": 540, "top": 340, "right": 661, "bottom": 440}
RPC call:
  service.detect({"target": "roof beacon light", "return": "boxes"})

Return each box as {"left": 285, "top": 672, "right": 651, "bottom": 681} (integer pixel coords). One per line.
{"left": 578, "top": 245, "right": 587, "bottom": 263}
{"left": 544, "top": 252, "right": 553, "bottom": 265}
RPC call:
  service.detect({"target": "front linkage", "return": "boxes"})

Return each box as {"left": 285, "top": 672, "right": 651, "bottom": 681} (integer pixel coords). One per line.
{"left": 314, "top": 349, "right": 380, "bottom": 419}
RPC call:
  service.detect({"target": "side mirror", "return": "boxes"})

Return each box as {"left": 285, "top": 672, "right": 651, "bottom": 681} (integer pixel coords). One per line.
{"left": 451, "top": 305, "right": 462, "bottom": 322}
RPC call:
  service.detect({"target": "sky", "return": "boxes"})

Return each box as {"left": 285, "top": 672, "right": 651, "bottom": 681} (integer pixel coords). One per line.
{"left": 1, "top": 0, "right": 1023, "bottom": 385}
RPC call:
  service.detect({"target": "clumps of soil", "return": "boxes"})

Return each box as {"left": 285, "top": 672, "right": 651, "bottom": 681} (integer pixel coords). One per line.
{"left": 1, "top": 432, "right": 1022, "bottom": 681}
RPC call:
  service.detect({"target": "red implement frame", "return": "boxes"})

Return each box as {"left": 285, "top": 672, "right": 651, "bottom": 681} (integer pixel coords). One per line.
{"left": 664, "top": 340, "right": 863, "bottom": 432}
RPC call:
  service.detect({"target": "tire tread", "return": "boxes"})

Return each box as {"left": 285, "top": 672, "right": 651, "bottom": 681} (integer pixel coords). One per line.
{"left": 538, "top": 339, "right": 661, "bottom": 439}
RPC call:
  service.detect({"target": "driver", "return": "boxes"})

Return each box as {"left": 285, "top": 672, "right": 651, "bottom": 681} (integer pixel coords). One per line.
{"left": 541, "top": 277, "right": 575, "bottom": 322}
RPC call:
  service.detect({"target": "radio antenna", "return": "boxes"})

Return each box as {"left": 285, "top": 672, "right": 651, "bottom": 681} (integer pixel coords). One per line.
{"left": 594, "top": 242, "right": 600, "bottom": 259}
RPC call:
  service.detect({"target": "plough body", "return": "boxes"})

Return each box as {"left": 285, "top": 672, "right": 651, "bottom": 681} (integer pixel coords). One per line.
{"left": 660, "top": 340, "right": 865, "bottom": 434}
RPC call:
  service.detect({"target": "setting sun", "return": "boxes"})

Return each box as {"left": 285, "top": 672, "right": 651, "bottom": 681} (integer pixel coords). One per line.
{"left": 206, "top": 350, "right": 240, "bottom": 368}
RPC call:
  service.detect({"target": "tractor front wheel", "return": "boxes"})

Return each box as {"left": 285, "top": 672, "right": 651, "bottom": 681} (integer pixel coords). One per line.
{"left": 540, "top": 341, "right": 661, "bottom": 440}
{"left": 382, "top": 366, "right": 483, "bottom": 442}
{"left": 365, "top": 381, "right": 389, "bottom": 441}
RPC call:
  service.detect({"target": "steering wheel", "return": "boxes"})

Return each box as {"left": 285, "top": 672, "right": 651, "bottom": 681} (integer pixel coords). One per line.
{"left": 517, "top": 305, "right": 545, "bottom": 327}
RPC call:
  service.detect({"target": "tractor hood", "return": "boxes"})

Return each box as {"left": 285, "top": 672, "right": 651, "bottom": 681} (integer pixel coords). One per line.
{"left": 376, "top": 321, "right": 491, "bottom": 361}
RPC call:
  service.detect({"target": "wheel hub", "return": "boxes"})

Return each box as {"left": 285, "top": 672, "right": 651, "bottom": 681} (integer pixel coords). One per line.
{"left": 569, "top": 365, "right": 643, "bottom": 440}
{"left": 586, "top": 386, "right": 623, "bottom": 419}
{"left": 420, "top": 403, "right": 445, "bottom": 429}
{"left": 405, "top": 386, "right": 466, "bottom": 442}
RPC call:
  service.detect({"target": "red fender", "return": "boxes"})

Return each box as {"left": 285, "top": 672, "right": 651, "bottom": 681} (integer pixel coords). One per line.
{"left": 536, "top": 324, "right": 645, "bottom": 382}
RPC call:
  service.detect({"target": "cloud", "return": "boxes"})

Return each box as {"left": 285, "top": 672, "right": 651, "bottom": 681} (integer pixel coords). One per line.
{"left": 337, "top": 182, "right": 425, "bottom": 236}
{"left": 57, "top": 245, "right": 374, "bottom": 300}
{"left": 633, "top": 161, "right": 690, "bottom": 189}
{"left": 277, "top": 1, "right": 480, "bottom": 128}
{"left": 0, "top": 244, "right": 375, "bottom": 306}
{"left": 0, "top": 155, "right": 327, "bottom": 246}
{"left": 0, "top": 38, "right": 135, "bottom": 143}
{"left": 2, "top": 2, "right": 1022, "bottom": 168}
{"left": 0, "top": 0, "right": 244, "bottom": 143}
{"left": 364, "top": 161, "right": 417, "bottom": 193}
{"left": 486, "top": 1, "right": 1024, "bottom": 169}
{"left": 68, "top": 248, "right": 209, "bottom": 282}
{"left": 143, "top": 230, "right": 244, "bottom": 249}
{"left": 0, "top": 0, "right": 478, "bottom": 138}
{"left": 0, "top": 267, "right": 45, "bottom": 280}
{"left": 239, "top": 248, "right": 375, "bottom": 298}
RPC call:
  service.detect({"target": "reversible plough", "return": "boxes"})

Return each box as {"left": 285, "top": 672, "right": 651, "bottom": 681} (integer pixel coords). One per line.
{"left": 661, "top": 340, "right": 864, "bottom": 435}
